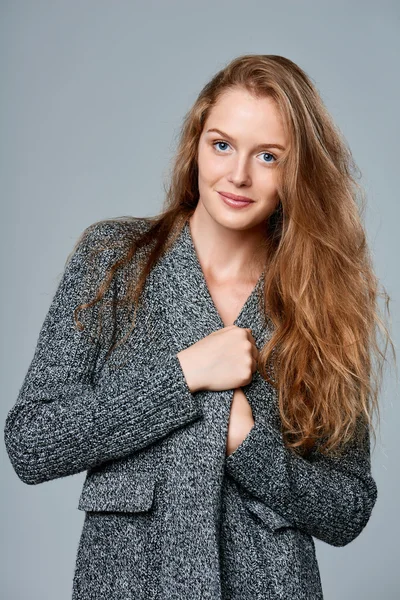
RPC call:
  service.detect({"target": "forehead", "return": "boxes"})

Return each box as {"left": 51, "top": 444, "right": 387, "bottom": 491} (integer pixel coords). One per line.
{"left": 203, "top": 88, "right": 287, "bottom": 145}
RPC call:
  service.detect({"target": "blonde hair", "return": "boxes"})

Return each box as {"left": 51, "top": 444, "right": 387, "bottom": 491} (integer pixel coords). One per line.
{"left": 73, "top": 54, "right": 395, "bottom": 458}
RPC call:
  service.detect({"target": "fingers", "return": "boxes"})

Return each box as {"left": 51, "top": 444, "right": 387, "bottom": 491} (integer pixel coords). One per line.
{"left": 245, "top": 327, "right": 255, "bottom": 342}
{"left": 245, "top": 327, "right": 257, "bottom": 348}
{"left": 245, "top": 328, "right": 259, "bottom": 363}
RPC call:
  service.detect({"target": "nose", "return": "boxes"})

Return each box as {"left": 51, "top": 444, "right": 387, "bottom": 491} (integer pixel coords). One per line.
{"left": 227, "top": 156, "right": 252, "bottom": 187}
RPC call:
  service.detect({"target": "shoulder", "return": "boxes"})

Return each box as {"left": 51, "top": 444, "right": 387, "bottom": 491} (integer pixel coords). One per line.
{"left": 82, "top": 216, "right": 153, "bottom": 247}
{"left": 61, "top": 216, "right": 154, "bottom": 299}
{"left": 60, "top": 218, "right": 154, "bottom": 293}
{"left": 68, "top": 216, "right": 154, "bottom": 263}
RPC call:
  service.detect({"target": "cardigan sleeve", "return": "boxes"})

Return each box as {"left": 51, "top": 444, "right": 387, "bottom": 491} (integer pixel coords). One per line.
{"left": 4, "top": 221, "right": 203, "bottom": 485}
{"left": 224, "top": 415, "right": 378, "bottom": 547}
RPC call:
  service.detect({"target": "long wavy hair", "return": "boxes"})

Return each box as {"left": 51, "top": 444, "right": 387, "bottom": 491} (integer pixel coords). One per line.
{"left": 71, "top": 54, "right": 395, "bottom": 457}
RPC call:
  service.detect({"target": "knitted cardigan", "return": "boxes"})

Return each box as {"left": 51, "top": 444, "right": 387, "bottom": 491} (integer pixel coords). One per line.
{"left": 4, "top": 217, "right": 378, "bottom": 599}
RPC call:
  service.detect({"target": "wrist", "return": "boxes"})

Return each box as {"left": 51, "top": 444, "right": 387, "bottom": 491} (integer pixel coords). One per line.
{"left": 176, "top": 350, "right": 203, "bottom": 393}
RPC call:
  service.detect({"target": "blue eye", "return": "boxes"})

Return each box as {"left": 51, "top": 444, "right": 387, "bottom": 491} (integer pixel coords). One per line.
{"left": 214, "top": 141, "right": 230, "bottom": 152}
{"left": 212, "top": 141, "right": 277, "bottom": 164}
{"left": 261, "top": 152, "right": 276, "bottom": 163}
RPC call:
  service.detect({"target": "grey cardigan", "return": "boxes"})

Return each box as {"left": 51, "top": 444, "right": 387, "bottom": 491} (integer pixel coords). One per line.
{"left": 4, "top": 217, "right": 378, "bottom": 599}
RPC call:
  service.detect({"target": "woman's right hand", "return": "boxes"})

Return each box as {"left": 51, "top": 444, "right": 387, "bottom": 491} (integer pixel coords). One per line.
{"left": 177, "top": 325, "right": 259, "bottom": 393}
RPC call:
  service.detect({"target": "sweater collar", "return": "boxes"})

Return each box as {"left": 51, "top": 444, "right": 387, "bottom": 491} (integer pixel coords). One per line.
{"left": 146, "top": 218, "right": 274, "bottom": 355}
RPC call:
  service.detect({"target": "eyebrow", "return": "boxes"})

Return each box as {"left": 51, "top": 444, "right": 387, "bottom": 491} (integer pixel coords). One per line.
{"left": 206, "top": 128, "right": 286, "bottom": 152}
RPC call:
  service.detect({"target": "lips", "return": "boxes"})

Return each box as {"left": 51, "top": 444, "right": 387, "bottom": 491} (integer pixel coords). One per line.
{"left": 218, "top": 191, "right": 254, "bottom": 202}
{"left": 218, "top": 191, "right": 254, "bottom": 210}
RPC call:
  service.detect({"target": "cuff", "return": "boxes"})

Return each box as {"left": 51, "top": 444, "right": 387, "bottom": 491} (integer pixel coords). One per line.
{"left": 224, "top": 417, "right": 291, "bottom": 503}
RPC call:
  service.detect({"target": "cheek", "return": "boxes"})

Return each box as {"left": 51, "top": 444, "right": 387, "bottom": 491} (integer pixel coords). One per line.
{"left": 198, "top": 151, "right": 226, "bottom": 182}
{"left": 254, "top": 174, "right": 278, "bottom": 197}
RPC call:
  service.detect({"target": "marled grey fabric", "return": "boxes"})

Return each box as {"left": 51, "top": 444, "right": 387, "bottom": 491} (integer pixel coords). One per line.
{"left": 4, "top": 217, "right": 378, "bottom": 599}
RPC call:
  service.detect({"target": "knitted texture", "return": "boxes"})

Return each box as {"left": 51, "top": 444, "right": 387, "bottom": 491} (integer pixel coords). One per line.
{"left": 4, "top": 218, "right": 378, "bottom": 599}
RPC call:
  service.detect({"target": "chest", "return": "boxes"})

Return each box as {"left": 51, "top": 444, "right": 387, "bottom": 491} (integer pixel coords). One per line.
{"left": 205, "top": 277, "right": 260, "bottom": 327}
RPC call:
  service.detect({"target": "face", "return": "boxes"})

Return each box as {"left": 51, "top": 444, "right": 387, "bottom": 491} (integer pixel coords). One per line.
{"left": 196, "top": 87, "right": 287, "bottom": 232}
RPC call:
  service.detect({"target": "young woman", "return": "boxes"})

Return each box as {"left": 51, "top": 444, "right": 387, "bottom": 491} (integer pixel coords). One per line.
{"left": 4, "top": 54, "right": 393, "bottom": 599}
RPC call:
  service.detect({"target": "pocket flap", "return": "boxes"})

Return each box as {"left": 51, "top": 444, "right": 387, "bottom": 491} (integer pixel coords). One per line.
{"left": 78, "top": 470, "right": 156, "bottom": 513}
{"left": 243, "top": 497, "right": 294, "bottom": 532}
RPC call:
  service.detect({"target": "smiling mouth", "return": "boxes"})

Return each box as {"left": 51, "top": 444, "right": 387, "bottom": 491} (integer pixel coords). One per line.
{"left": 217, "top": 191, "right": 254, "bottom": 202}
{"left": 217, "top": 191, "right": 255, "bottom": 209}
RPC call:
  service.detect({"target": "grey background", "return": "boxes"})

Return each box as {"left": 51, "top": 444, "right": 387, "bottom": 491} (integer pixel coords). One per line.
{"left": 1, "top": 1, "right": 399, "bottom": 598}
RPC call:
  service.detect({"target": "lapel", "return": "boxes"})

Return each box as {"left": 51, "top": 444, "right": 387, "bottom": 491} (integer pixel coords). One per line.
{"left": 147, "top": 218, "right": 273, "bottom": 350}
{"left": 143, "top": 218, "right": 279, "bottom": 424}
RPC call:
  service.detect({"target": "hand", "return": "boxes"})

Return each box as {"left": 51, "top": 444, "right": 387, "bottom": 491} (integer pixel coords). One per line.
{"left": 177, "top": 326, "right": 259, "bottom": 393}
{"left": 226, "top": 387, "right": 255, "bottom": 456}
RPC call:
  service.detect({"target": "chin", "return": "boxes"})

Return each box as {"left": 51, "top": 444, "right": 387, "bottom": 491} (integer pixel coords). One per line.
{"left": 212, "top": 211, "right": 260, "bottom": 232}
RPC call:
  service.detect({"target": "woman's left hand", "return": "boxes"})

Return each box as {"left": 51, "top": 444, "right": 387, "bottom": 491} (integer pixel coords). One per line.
{"left": 226, "top": 387, "right": 255, "bottom": 456}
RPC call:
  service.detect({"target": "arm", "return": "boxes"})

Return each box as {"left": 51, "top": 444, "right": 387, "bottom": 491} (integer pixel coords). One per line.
{"left": 225, "top": 414, "right": 377, "bottom": 547}
{"left": 4, "top": 222, "right": 203, "bottom": 485}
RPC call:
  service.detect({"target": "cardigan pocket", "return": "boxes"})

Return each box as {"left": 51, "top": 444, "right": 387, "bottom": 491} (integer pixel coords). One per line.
{"left": 242, "top": 496, "right": 294, "bottom": 532}
{"left": 77, "top": 469, "right": 156, "bottom": 513}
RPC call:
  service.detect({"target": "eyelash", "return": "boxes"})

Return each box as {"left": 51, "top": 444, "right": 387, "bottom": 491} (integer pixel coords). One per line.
{"left": 212, "top": 140, "right": 277, "bottom": 163}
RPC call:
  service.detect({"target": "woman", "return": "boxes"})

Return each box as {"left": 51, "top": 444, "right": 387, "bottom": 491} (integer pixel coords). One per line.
{"left": 4, "top": 54, "right": 393, "bottom": 599}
